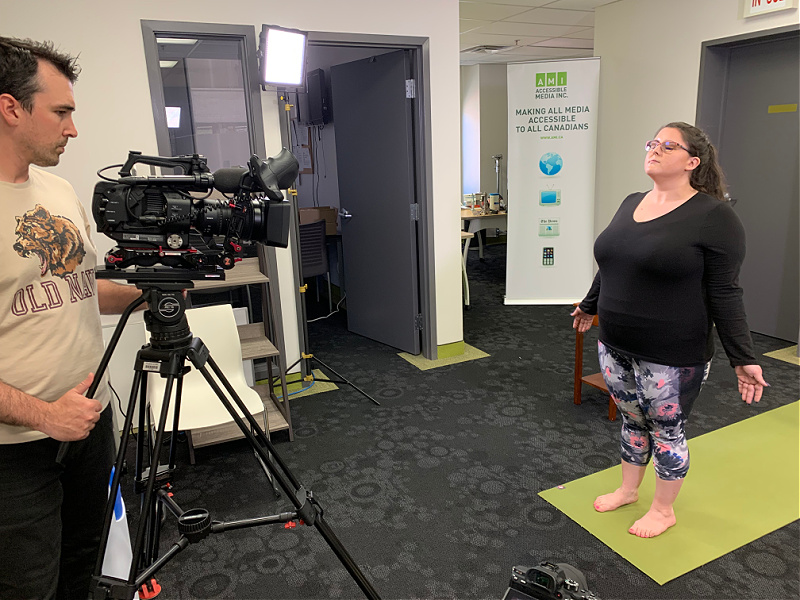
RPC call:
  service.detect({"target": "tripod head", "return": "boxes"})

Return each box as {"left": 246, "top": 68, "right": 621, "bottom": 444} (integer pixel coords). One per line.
{"left": 96, "top": 267, "right": 201, "bottom": 350}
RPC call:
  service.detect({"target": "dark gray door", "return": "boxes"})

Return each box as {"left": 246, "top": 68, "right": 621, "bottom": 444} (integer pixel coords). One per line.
{"left": 330, "top": 50, "right": 421, "bottom": 353}
{"left": 715, "top": 35, "right": 799, "bottom": 342}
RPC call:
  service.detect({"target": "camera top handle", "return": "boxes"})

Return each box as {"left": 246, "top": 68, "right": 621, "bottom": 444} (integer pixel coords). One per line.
{"left": 118, "top": 150, "right": 210, "bottom": 178}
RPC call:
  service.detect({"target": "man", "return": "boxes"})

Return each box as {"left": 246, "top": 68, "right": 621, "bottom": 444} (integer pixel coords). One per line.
{"left": 0, "top": 36, "right": 143, "bottom": 599}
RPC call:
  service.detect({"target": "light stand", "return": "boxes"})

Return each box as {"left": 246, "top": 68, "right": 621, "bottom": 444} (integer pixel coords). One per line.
{"left": 279, "top": 94, "right": 379, "bottom": 406}
{"left": 86, "top": 269, "right": 380, "bottom": 600}
{"left": 492, "top": 153, "right": 504, "bottom": 208}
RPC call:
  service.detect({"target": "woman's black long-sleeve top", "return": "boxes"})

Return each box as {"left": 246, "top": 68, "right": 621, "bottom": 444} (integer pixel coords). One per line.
{"left": 578, "top": 191, "right": 756, "bottom": 367}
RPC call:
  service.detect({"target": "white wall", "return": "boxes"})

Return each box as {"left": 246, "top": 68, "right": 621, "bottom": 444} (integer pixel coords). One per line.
{"left": 461, "top": 65, "right": 481, "bottom": 195}
{"left": 460, "top": 64, "right": 508, "bottom": 200}
{"left": 478, "top": 64, "right": 508, "bottom": 202}
{"left": 6, "top": 0, "right": 464, "bottom": 354}
{"left": 593, "top": 0, "right": 798, "bottom": 235}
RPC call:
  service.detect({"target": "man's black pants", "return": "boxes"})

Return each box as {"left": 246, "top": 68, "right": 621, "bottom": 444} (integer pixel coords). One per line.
{"left": 0, "top": 405, "right": 116, "bottom": 600}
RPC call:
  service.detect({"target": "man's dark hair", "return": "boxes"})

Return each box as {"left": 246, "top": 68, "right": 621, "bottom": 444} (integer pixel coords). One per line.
{"left": 0, "top": 36, "right": 80, "bottom": 112}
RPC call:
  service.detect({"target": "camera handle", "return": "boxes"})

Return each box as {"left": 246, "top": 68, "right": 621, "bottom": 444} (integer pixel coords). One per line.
{"left": 88, "top": 282, "right": 380, "bottom": 600}
{"left": 118, "top": 150, "right": 209, "bottom": 178}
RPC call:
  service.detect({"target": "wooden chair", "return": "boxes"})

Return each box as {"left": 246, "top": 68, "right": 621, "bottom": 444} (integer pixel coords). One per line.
{"left": 573, "top": 307, "right": 616, "bottom": 421}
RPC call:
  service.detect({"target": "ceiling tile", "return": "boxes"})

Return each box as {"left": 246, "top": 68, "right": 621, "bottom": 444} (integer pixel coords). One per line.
{"left": 460, "top": 18, "right": 493, "bottom": 33}
{"left": 459, "top": 0, "right": 607, "bottom": 65}
{"left": 462, "top": 0, "right": 552, "bottom": 6}
{"left": 561, "top": 27, "right": 595, "bottom": 39}
{"left": 506, "top": 46, "right": 594, "bottom": 59}
{"left": 544, "top": 0, "right": 618, "bottom": 9}
{"left": 531, "top": 37, "right": 593, "bottom": 48}
{"left": 513, "top": 7, "right": 594, "bottom": 26}
{"left": 460, "top": 32, "right": 550, "bottom": 49}
{"left": 479, "top": 21, "right": 586, "bottom": 36}
{"left": 460, "top": 1, "right": 533, "bottom": 20}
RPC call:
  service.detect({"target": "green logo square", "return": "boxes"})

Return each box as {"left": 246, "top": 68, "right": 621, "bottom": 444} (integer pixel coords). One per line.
{"left": 557, "top": 71, "right": 567, "bottom": 86}
{"left": 546, "top": 72, "right": 557, "bottom": 86}
{"left": 536, "top": 73, "right": 547, "bottom": 87}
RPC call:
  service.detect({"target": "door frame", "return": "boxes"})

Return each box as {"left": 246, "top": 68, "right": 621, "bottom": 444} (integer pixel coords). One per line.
{"left": 696, "top": 23, "right": 800, "bottom": 346}
{"left": 286, "top": 32, "right": 438, "bottom": 360}
{"left": 696, "top": 24, "right": 799, "bottom": 143}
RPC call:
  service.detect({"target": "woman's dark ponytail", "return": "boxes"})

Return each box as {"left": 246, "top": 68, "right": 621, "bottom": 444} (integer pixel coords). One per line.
{"left": 661, "top": 122, "right": 728, "bottom": 201}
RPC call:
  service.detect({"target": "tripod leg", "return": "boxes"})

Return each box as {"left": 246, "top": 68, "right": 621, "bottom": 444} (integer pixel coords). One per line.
{"left": 193, "top": 352, "right": 381, "bottom": 599}
{"left": 92, "top": 370, "right": 144, "bottom": 581}
{"left": 313, "top": 356, "right": 380, "bottom": 406}
{"left": 202, "top": 354, "right": 303, "bottom": 491}
{"left": 167, "top": 377, "right": 184, "bottom": 470}
{"left": 130, "top": 371, "right": 178, "bottom": 585}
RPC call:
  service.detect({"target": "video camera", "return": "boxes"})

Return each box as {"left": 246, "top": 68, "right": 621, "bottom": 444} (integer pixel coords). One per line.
{"left": 92, "top": 148, "right": 299, "bottom": 275}
{"left": 503, "top": 562, "right": 600, "bottom": 600}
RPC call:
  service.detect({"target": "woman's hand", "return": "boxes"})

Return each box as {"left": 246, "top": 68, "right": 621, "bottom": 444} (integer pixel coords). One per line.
{"left": 734, "top": 365, "right": 768, "bottom": 404}
{"left": 570, "top": 306, "right": 594, "bottom": 333}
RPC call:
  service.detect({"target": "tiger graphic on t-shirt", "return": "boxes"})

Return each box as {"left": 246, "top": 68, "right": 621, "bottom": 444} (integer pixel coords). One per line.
{"left": 13, "top": 204, "right": 86, "bottom": 278}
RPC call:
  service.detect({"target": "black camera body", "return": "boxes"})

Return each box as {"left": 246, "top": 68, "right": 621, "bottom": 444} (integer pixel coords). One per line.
{"left": 92, "top": 149, "right": 298, "bottom": 274}
{"left": 507, "top": 562, "right": 600, "bottom": 600}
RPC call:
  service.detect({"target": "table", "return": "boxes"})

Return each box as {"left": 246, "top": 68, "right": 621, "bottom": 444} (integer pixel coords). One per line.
{"left": 461, "top": 231, "right": 474, "bottom": 307}
{"left": 461, "top": 209, "right": 508, "bottom": 261}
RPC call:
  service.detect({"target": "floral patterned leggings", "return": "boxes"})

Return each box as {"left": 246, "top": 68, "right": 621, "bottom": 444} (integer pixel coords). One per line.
{"left": 598, "top": 341, "right": 711, "bottom": 481}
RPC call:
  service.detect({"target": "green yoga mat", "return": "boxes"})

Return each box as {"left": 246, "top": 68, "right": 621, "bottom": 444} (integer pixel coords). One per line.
{"left": 539, "top": 401, "right": 800, "bottom": 585}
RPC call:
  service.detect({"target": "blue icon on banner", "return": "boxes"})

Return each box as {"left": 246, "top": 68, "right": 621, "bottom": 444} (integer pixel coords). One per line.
{"left": 539, "top": 152, "right": 563, "bottom": 176}
{"left": 540, "top": 190, "right": 561, "bottom": 205}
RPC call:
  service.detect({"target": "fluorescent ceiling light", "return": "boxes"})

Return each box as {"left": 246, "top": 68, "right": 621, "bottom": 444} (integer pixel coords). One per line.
{"left": 156, "top": 37, "right": 198, "bottom": 45}
{"left": 165, "top": 107, "right": 181, "bottom": 128}
{"left": 159, "top": 60, "right": 178, "bottom": 69}
{"left": 260, "top": 25, "right": 307, "bottom": 87}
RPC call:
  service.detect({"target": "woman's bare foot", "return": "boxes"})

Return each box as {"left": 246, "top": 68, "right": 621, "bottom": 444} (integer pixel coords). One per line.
{"left": 628, "top": 507, "right": 676, "bottom": 538}
{"left": 593, "top": 488, "right": 638, "bottom": 512}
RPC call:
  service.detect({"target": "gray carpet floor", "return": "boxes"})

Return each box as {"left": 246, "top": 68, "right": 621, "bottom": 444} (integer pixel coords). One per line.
{"left": 119, "top": 243, "right": 800, "bottom": 600}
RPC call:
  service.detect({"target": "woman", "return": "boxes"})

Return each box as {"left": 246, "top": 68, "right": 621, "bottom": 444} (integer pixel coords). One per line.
{"left": 571, "top": 122, "right": 768, "bottom": 539}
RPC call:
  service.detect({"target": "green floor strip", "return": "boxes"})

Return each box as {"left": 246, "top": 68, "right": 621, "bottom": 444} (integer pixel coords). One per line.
{"left": 540, "top": 401, "right": 800, "bottom": 585}
{"left": 764, "top": 345, "right": 800, "bottom": 366}
{"left": 398, "top": 343, "right": 489, "bottom": 371}
{"left": 256, "top": 369, "right": 338, "bottom": 399}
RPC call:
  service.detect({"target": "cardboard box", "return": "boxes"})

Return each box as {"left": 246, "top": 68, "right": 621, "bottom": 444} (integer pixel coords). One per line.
{"left": 299, "top": 206, "right": 338, "bottom": 235}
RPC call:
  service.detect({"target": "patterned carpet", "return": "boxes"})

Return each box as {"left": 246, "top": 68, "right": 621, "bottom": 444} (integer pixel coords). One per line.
{"left": 121, "top": 243, "right": 800, "bottom": 600}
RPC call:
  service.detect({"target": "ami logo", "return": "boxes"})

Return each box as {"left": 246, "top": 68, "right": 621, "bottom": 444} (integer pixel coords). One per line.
{"left": 536, "top": 72, "right": 567, "bottom": 87}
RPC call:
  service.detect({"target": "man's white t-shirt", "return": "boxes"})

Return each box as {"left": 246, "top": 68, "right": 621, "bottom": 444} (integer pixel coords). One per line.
{"left": 0, "top": 167, "right": 111, "bottom": 444}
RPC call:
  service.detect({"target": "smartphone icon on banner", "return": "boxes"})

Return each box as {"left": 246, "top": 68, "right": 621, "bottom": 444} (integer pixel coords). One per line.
{"left": 542, "top": 247, "right": 554, "bottom": 266}
{"left": 540, "top": 190, "right": 561, "bottom": 206}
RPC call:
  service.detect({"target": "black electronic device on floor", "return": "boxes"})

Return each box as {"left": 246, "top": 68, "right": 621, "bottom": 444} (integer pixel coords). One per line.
{"left": 503, "top": 561, "right": 600, "bottom": 600}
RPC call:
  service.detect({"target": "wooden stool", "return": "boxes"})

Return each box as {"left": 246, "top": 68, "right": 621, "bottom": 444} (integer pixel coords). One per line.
{"left": 573, "top": 309, "right": 616, "bottom": 421}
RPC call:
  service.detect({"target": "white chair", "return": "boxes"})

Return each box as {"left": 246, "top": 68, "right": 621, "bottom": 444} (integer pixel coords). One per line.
{"left": 145, "top": 304, "right": 269, "bottom": 462}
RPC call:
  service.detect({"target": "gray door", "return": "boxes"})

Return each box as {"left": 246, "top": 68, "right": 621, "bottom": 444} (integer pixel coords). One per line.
{"left": 713, "top": 35, "right": 799, "bottom": 342}
{"left": 330, "top": 50, "right": 421, "bottom": 353}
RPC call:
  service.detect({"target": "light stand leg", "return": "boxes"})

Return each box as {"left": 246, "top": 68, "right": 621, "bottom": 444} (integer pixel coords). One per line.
{"left": 312, "top": 355, "right": 380, "bottom": 406}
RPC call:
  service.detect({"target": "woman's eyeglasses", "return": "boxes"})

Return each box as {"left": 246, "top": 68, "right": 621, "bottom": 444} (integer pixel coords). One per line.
{"left": 645, "top": 139, "right": 691, "bottom": 153}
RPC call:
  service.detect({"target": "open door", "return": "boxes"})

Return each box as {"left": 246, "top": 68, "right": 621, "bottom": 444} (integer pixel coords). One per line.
{"left": 330, "top": 50, "right": 421, "bottom": 354}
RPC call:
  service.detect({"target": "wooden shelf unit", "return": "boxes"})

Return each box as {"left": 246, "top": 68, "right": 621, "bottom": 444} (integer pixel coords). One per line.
{"left": 189, "top": 254, "right": 293, "bottom": 440}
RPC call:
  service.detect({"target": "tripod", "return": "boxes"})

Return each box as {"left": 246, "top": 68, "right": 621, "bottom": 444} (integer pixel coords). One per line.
{"left": 89, "top": 273, "right": 380, "bottom": 600}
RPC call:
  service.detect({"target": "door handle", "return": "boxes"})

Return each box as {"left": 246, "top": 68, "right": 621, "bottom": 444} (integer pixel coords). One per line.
{"left": 339, "top": 208, "right": 353, "bottom": 220}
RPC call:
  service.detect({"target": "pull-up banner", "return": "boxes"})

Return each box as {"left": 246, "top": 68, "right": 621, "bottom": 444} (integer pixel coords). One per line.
{"left": 505, "top": 58, "right": 600, "bottom": 304}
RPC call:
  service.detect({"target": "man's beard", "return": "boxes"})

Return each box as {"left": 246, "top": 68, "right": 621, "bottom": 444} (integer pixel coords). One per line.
{"left": 30, "top": 145, "right": 63, "bottom": 167}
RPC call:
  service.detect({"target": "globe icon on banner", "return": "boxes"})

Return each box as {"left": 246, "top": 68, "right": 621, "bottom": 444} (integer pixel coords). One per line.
{"left": 539, "top": 152, "right": 563, "bottom": 176}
